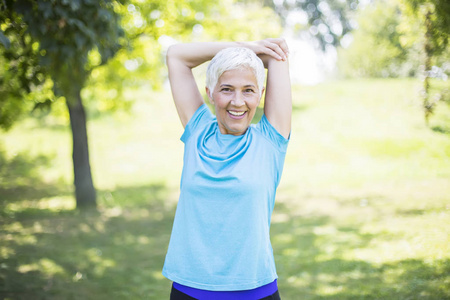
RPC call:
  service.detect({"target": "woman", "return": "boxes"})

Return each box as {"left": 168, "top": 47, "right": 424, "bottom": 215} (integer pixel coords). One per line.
{"left": 162, "top": 38, "right": 291, "bottom": 300}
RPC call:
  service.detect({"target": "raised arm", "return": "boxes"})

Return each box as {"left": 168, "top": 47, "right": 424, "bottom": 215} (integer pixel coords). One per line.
{"left": 167, "top": 42, "right": 235, "bottom": 127}
{"left": 259, "top": 39, "right": 292, "bottom": 139}
{"left": 166, "top": 40, "right": 289, "bottom": 127}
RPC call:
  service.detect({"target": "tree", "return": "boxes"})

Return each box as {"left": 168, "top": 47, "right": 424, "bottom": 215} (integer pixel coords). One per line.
{"left": 403, "top": 0, "right": 449, "bottom": 55}
{"left": 336, "top": 0, "right": 449, "bottom": 123}
{"left": 337, "top": 0, "right": 415, "bottom": 78}
{"left": 401, "top": 0, "right": 450, "bottom": 123}
{"left": 1, "top": 0, "right": 124, "bottom": 209}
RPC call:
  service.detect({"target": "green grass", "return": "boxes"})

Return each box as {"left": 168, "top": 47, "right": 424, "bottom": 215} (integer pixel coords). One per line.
{"left": 1, "top": 78, "right": 449, "bottom": 299}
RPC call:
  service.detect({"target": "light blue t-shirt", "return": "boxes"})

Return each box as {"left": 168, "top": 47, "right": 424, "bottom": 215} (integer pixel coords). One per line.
{"left": 162, "top": 104, "right": 289, "bottom": 291}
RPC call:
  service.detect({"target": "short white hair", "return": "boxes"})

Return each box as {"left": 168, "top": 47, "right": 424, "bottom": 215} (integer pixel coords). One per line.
{"left": 206, "top": 47, "right": 265, "bottom": 97}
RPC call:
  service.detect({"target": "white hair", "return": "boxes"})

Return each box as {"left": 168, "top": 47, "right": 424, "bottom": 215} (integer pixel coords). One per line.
{"left": 206, "top": 47, "right": 265, "bottom": 97}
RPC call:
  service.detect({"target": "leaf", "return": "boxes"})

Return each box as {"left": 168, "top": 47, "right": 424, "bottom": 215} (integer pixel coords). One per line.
{"left": 37, "top": 1, "right": 53, "bottom": 19}
{"left": 39, "top": 23, "right": 47, "bottom": 35}
{"left": 70, "top": 0, "right": 81, "bottom": 11}
{"left": 32, "top": 99, "right": 53, "bottom": 115}
{"left": 13, "top": 1, "right": 33, "bottom": 16}
{"left": 69, "top": 19, "right": 96, "bottom": 42}
{"left": 98, "top": 8, "right": 112, "bottom": 21}
{"left": 74, "top": 32, "right": 87, "bottom": 49}
{"left": 54, "top": 6, "right": 69, "bottom": 19}
{"left": 0, "top": 30, "right": 10, "bottom": 49}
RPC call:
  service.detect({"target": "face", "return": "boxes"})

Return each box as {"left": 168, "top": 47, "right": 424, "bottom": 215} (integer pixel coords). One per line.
{"left": 206, "top": 68, "right": 264, "bottom": 136}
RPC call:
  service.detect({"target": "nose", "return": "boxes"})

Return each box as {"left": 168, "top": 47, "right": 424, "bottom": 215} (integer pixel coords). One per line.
{"left": 231, "top": 92, "right": 245, "bottom": 107}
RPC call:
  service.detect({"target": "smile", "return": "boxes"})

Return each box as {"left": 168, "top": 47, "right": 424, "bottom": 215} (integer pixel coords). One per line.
{"left": 228, "top": 110, "right": 246, "bottom": 116}
{"left": 227, "top": 110, "right": 247, "bottom": 119}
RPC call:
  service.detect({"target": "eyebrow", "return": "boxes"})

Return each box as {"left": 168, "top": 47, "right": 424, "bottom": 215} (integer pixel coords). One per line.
{"left": 219, "top": 84, "right": 257, "bottom": 88}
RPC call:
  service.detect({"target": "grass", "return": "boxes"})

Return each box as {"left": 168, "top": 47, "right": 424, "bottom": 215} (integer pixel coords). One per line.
{"left": 1, "top": 78, "right": 449, "bottom": 299}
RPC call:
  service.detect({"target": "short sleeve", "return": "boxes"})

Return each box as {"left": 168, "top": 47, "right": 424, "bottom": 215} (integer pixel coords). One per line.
{"left": 181, "top": 104, "right": 214, "bottom": 143}
{"left": 256, "top": 115, "right": 290, "bottom": 152}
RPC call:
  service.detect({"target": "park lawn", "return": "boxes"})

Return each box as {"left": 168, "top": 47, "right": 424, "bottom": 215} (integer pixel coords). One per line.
{"left": 0, "top": 78, "right": 449, "bottom": 299}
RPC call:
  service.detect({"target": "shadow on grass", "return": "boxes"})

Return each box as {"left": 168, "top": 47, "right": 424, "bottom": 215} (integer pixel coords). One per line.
{"left": 431, "top": 125, "right": 450, "bottom": 135}
{"left": 1, "top": 148, "right": 448, "bottom": 299}
{"left": 272, "top": 201, "right": 450, "bottom": 299}
{"left": 0, "top": 148, "right": 72, "bottom": 222}
{"left": 0, "top": 148, "right": 176, "bottom": 299}
{"left": 0, "top": 182, "right": 176, "bottom": 300}
{"left": 0, "top": 148, "right": 69, "bottom": 204}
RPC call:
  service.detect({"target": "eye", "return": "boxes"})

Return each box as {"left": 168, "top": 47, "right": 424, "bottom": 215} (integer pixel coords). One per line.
{"left": 221, "top": 87, "right": 232, "bottom": 92}
{"left": 244, "top": 88, "right": 255, "bottom": 93}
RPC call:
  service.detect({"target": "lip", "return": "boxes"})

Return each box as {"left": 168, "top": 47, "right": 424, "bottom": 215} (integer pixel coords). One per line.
{"left": 227, "top": 110, "right": 247, "bottom": 120}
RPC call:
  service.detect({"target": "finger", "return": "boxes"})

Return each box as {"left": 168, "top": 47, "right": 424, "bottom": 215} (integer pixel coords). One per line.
{"left": 261, "top": 46, "right": 283, "bottom": 61}
{"left": 279, "top": 39, "right": 290, "bottom": 56}
{"left": 263, "top": 40, "right": 287, "bottom": 61}
{"left": 249, "top": 40, "right": 280, "bottom": 58}
{"left": 254, "top": 40, "right": 281, "bottom": 60}
{"left": 267, "top": 38, "right": 289, "bottom": 56}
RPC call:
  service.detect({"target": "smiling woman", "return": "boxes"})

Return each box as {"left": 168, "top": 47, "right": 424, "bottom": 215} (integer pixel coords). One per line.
{"left": 163, "top": 38, "right": 291, "bottom": 300}
{"left": 207, "top": 64, "right": 263, "bottom": 136}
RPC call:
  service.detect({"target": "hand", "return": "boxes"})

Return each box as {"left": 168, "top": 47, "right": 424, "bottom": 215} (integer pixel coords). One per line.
{"left": 244, "top": 38, "right": 289, "bottom": 62}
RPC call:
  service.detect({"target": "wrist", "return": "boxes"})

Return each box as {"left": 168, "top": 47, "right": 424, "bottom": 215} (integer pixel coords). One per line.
{"left": 235, "top": 41, "right": 248, "bottom": 48}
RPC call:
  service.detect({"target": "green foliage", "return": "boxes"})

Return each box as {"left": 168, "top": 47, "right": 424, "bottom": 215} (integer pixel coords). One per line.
{"left": 397, "top": 0, "right": 450, "bottom": 70}
{"left": 403, "top": 0, "right": 450, "bottom": 55}
{"left": 338, "top": 0, "right": 450, "bottom": 79}
{"left": 0, "top": 0, "right": 284, "bottom": 123}
{"left": 82, "top": 0, "right": 283, "bottom": 116}
{"left": 0, "top": 0, "right": 124, "bottom": 129}
{"left": 0, "top": 7, "right": 53, "bottom": 129}
{"left": 261, "top": 0, "right": 359, "bottom": 51}
{"left": 398, "top": 0, "right": 450, "bottom": 123}
{"left": 14, "top": 0, "right": 123, "bottom": 100}
{"left": 201, "top": 1, "right": 282, "bottom": 41}
{"left": 337, "top": 0, "right": 417, "bottom": 78}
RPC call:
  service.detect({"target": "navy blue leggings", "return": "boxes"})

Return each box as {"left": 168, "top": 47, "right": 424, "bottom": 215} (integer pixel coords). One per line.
{"left": 170, "top": 285, "right": 281, "bottom": 300}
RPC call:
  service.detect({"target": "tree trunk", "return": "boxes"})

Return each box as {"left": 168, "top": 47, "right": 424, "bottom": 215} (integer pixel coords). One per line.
{"left": 66, "top": 88, "right": 97, "bottom": 209}
{"left": 423, "top": 9, "right": 433, "bottom": 125}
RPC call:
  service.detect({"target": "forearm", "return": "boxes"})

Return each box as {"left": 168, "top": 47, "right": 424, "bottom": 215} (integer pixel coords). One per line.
{"left": 263, "top": 56, "right": 292, "bottom": 138}
{"left": 265, "top": 57, "right": 291, "bottom": 99}
{"left": 166, "top": 42, "right": 243, "bottom": 69}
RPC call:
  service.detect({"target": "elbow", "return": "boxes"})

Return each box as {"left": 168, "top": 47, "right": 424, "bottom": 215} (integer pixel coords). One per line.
{"left": 166, "top": 44, "right": 176, "bottom": 63}
{"left": 166, "top": 44, "right": 186, "bottom": 69}
{"left": 166, "top": 44, "right": 196, "bottom": 69}
{"left": 166, "top": 43, "right": 183, "bottom": 63}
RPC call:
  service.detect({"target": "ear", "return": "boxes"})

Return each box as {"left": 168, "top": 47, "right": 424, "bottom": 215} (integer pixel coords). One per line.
{"left": 206, "top": 87, "right": 214, "bottom": 104}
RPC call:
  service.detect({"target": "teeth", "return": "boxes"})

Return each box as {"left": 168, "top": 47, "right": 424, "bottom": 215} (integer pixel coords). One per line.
{"left": 228, "top": 110, "right": 245, "bottom": 116}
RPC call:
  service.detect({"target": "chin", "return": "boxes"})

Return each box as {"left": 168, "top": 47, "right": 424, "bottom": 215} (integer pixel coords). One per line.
{"left": 232, "top": 126, "right": 249, "bottom": 135}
